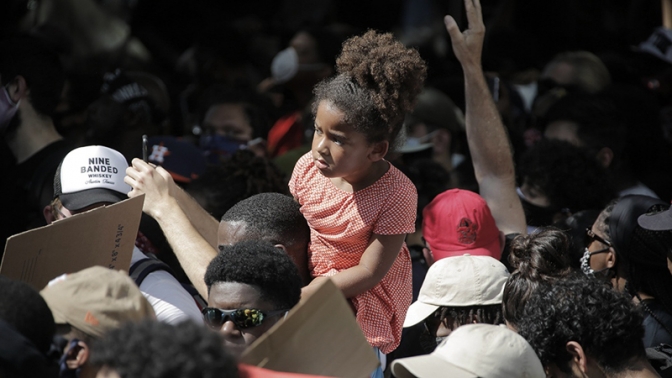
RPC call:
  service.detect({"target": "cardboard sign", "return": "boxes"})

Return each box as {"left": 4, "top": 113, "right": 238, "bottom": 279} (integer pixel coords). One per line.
{"left": 0, "top": 195, "right": 144, "bottom": 290}
{"left": 241, "top": 279, "right": 379, "bottom": 378}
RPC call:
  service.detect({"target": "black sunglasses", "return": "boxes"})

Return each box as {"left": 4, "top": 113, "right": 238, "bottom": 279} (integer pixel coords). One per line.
{"left": 202, "top": 307, "right": 288, "bottom": 329}
{"left": 585, "top": 228, "right": 611, "bottom": 248}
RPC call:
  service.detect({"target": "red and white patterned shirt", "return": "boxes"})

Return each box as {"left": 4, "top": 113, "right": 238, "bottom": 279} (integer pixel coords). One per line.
{"left": 289, "top": 152, "right": 416, "bottom": 353}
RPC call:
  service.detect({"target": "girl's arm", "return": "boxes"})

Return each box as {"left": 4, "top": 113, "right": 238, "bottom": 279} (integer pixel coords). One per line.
{"left": 302, "top": 233, "right": 406, "bottom": 299}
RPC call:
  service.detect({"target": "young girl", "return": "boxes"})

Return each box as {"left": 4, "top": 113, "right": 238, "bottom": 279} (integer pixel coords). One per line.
{"left": 288, "top": 31, "right": 426, "bottom": 359}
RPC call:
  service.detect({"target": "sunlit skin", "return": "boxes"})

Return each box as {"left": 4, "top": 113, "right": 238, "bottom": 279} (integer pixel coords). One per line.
{"left": 311, "top": 100, "right": 388, "bottom": 192}
{"left": 206, "top": 282, "right": 284, "bottom": 359}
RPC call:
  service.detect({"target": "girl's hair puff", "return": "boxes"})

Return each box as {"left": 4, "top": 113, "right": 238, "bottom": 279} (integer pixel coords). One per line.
{"left": 313, "top": 30, "right": 426, "bottom": 149}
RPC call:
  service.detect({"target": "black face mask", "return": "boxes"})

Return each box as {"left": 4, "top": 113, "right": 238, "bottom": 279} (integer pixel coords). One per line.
{"left": 519, "top": 195, "right": 558, "bottom": 227}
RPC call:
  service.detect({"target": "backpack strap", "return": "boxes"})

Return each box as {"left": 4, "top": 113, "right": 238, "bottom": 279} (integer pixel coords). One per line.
{"left": 129, "top": 257, "right": 207, "bottom": 311}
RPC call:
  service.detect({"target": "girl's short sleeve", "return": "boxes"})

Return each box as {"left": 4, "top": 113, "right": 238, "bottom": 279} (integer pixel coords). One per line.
{"left": 373, "top": 171, "right": 417, "bottom": 235}
{"left": 288, "top": 152, "right": 312, "bottom": 202}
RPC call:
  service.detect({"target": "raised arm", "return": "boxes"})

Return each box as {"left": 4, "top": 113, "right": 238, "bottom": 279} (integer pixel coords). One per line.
{"left": 444, "top": 0, "right": 526, "bottom": 235}
{"left": 125, "top": 159, "right": 217, "bottom": 298}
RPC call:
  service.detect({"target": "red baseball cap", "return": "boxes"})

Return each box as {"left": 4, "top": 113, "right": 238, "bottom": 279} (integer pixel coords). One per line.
{"left": 422, "top": 189, "right": 501, "bottom": 261}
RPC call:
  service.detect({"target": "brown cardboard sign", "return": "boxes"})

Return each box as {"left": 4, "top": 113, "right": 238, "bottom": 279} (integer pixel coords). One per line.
{"left": 0, "top": 195, "right": 144, "bottom": 290}
{"left": 240, "top": 278, "right": 379, "bottom": 378}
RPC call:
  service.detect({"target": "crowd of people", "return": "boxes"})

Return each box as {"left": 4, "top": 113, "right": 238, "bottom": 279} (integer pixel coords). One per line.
{"left": 2, "top": 0, "right": 672, "bottom": 377}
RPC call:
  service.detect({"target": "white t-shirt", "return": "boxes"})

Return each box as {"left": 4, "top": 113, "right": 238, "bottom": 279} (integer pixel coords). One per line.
{"left": 131, "top": 247, "right": 202, "bottom": 324}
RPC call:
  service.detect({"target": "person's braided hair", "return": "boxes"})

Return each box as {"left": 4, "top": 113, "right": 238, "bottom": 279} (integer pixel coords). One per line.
{"left": 313, "top": 30, "right": 426, "bottom": 150}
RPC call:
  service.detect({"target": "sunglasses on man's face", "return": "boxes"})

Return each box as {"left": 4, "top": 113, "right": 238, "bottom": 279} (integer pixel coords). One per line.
{"left": 202, "top": 307, "right": 288, "bottom": 330}
{"left": 585, "top": 228, "right": 612, "bottom": 248}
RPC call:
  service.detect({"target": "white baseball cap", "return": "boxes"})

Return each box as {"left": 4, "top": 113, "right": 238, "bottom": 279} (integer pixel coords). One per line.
{"left": 391, "top": 324, "right": 545, "bottom": 378}
{"left": 403, "top": 254, "right": 509, "bottom": 328}
{"left": 53, "top": 146, "right": 131, "bottom": 211}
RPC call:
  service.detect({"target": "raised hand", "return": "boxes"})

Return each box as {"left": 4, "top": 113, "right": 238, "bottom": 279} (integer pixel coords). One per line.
{"left": 444, "top": 0, "right": 485, "bottom": 69}
{"left": 125, "top": 158, "right": 177, "bottom": 218}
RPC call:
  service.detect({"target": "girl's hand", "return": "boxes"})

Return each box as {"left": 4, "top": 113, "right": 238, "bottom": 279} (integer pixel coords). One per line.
{"left": 444, "top": 0, "right": 485, "bottom": 69}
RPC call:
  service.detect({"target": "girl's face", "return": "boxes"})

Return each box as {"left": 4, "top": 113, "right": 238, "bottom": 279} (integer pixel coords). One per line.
{"left": 312, "top": 101, "right": 383, "bottom": 186}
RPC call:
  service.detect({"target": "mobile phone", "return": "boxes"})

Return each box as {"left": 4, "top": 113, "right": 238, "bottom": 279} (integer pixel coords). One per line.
{"left": 142, "top": 135, "right": 148, "bottom": 162}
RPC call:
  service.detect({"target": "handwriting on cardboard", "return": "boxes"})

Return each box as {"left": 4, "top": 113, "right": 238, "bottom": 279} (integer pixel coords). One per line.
{"left": 0, "top": 195, "right": 144, "bottom": 290}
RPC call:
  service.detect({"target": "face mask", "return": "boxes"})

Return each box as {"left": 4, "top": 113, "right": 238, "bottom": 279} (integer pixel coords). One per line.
{"left": 517, "top": 187, "right": 558, "bottom": 227}
{"left": 58, "top": 339, "right": 81, "bottom": 378}
{"left": 271, "top": 47, "right": 325, "bottom": 84}
{"left": 580, "top": 248, "right": 611, "bottom": 280}
{"left": 199, "top": 134, "right": 248, "bottom": 164}
{"left": 0, "top": 86, "right": 20, "bottom": 131}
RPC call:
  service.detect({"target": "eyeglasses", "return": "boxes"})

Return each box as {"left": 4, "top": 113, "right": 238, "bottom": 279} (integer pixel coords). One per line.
{"left": 585, "top": 228, "right": 611, "bottom": 247}
{"left": 202, "top": 307, "right": 288, "bottom": 329}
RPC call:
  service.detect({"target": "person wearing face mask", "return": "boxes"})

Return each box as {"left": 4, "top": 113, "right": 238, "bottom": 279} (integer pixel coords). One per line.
{"left": 261, "top": 28, "right": 343, "bottom": 160}
{"left": 516, "top": 138, "right": 616, "bottom": 233}
{"left": 582, "top": 195, "right": 672, "bottom": 348}
{"left": 0, "top": 35, "right": 75, "bottom": 252}
{"left": 196, "top": 84, "right": 272, "bottom": 164}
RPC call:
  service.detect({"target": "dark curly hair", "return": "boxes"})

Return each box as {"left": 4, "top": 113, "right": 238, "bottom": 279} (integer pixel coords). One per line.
{"left": 312, "top": 30, "right": 426, "bottom": 150}
{"left": 517, "top": 274, "right": 645, "bottom": 374}
{"left": 518, "top": 139, "right": 616, "bottom": 215}
{"left": 220, "top": 192, "right": 309, "bottom": 250}
{"left": 503, "top": 228, "right": 573, "bottom": 328}
{"left": 90, "top": 320, "right": 238, "bottom": 378}
{"left": 186, "top": 150, "right": 288, "bottom": 220}
{"left": 205, "top": 240, "right": 302, "bottom": 311}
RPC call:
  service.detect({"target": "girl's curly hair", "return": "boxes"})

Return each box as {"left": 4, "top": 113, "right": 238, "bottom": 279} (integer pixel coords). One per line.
{"left": 313, "top": 30, "right": 426, "bottom": 150}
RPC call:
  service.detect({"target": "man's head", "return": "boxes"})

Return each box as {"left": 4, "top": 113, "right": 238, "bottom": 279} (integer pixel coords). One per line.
{"left": 44, "top": 145, "right": 130, "bottom": 222}
{"left": 40, "top": 266, "right": 155, "bottom": 377}
{"left": 422, "top": 189, "right": 502, "bottom": 262}
{"left": 203, "top": 240, "right": 302, "bottom": 358}
{"left": 0, "top": 276, "right": 56, "bottom": 378}
{"left": 391, "top": 324, "right": 545, "bottom": 378}
{"left": 516, "top": 274, "right": 647, "bottom": 377}
{"left": 90, "top": 320, "right": 238, "bottom": 378}
{"left": 403, "top": 255, "right": 508, "bottom": 339}
{"left": 218, "top": 192, "right": 310, "bottom": 284}
{"left": 0, "top": 35, "right": 65, "bottom": 136}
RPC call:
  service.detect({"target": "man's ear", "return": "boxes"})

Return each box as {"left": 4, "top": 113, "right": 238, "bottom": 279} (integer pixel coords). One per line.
{"left": 6, "top": 75, "right": 28, "bottom": 103}
{"left": 596, "top": 147, "right": 614, "bottom": 168}
{"left": 66, "top": 341, "right": 90, "bottom": 369}
{"left": 44, "top": 205, "right": 56, "bottom": 224}
{"left": 369, "top": 141, "right": 389, "bottom": 162}
{"left": 566, "top": 341, "right": 588, "bottom": 374}
{"left": 606, "top": 248, "right": 617, "bottom": 269}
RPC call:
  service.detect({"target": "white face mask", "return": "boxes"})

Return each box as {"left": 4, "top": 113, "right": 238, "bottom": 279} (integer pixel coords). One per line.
{"left": 271, "top": 47, "right": 325, "bottom": 84}
{"left": 0, "top": 85, "right": 20, "bottom": 131}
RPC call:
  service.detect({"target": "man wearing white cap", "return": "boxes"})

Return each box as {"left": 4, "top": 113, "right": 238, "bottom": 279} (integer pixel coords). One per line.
{"left": 43, "top": 145, "right": 202, "bottom": 325}
{"left": 403, "top": 254, "right": 509, "bottom": 346}
{"left": 391, "top": 323, "right": 545, "bottom": 378}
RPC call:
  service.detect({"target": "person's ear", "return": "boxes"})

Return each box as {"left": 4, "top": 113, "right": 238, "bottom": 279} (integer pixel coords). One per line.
{"left": 566, "top": 341, "right": 588, "bottom": 374}
{"left": 596, "top": 147, "right": 614, "bottom": 168}
{"left": 606, "top": 247, "right": 617, "bottom": 269}
{"left": 6, "top": 75, "right": 28, "bottom": 103}
{"left": 369, "top": 140, "right": 389, "bottom": 161}
{"left": 44, "top": 205, "right": 56, "bottom": 224}
{"left": 66, "top": 341, "right": 90, "bottom": 369}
